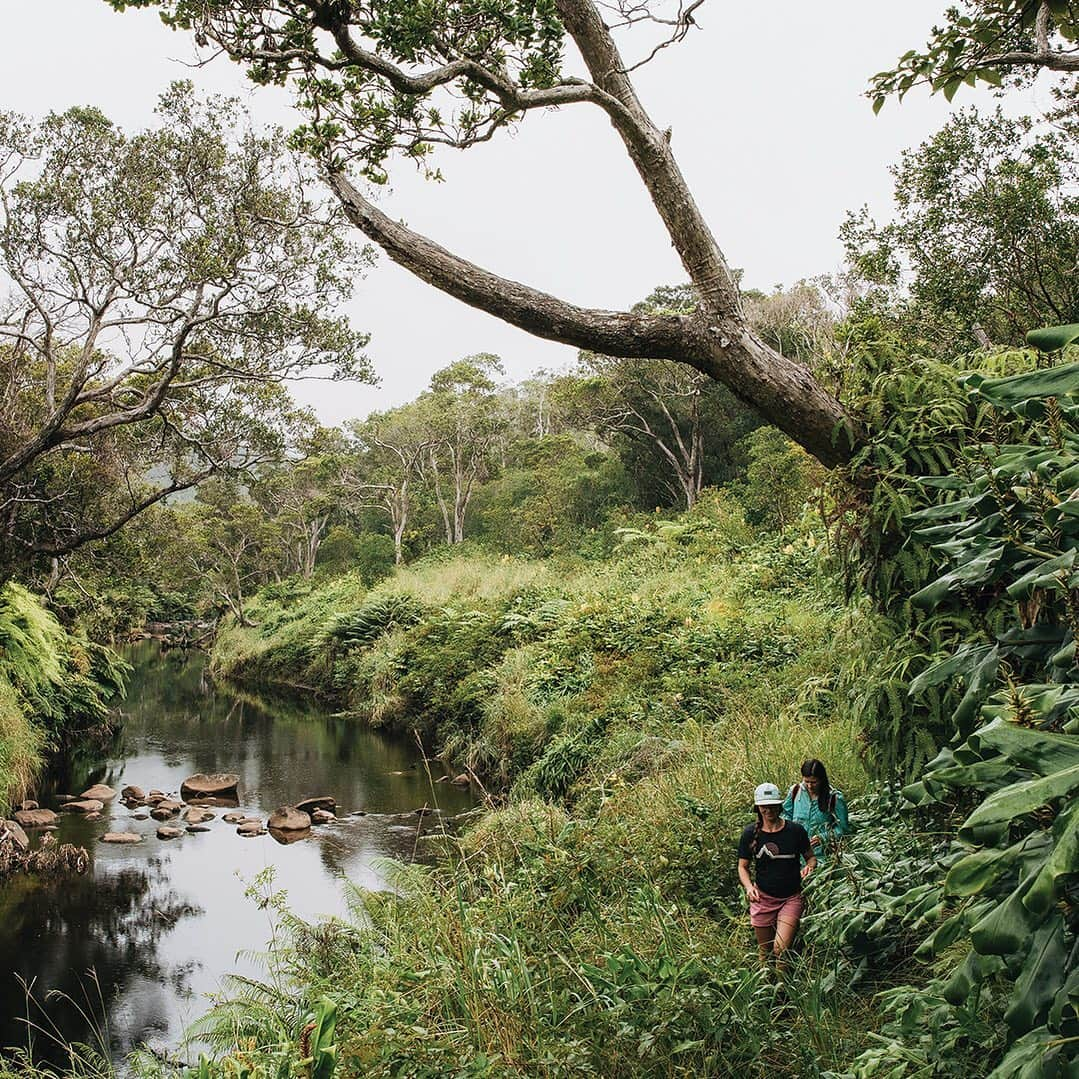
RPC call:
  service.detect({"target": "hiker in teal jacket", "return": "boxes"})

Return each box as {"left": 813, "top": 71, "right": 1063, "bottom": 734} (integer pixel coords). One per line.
{"left": 783, "top": 759, "right": 850, "bottom": 863}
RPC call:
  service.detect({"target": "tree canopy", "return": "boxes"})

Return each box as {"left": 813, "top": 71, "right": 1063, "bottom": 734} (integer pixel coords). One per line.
{"left": 872, "top": 0, "right": 1079, "bottom": 114}
{"left": 0, "top": 84, "right": 372, "bottom": 576}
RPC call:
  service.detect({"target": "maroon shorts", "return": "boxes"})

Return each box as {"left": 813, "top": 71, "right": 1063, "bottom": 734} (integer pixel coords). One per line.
{"left": 749, "top": 890, "right": 805, "bottom": 928}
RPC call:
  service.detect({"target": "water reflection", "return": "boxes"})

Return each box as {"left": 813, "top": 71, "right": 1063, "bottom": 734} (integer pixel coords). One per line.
{"left": 0, "top": 641, "right": 474, "bottom": 1065}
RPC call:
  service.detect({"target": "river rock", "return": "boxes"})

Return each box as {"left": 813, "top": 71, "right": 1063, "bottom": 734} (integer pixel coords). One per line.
{"left": 450, "top": 773, "right": 470, "bottom": 786}
{"left": 4, "top": 820, "right": 29, "bottom": 851}
{"left": 84, "top": 811, "right": 102, "bottom": 821}
{"left": 121, "top": 785, "right": 145, "bottom": 802}
{"left": 61, "top": 799, "right": 104, "bottom": 814}
{"left": 14, "top": 808, "right": 58, "bottom": 828}
{"left": 268, "top": 826, "right": 308, "bottom": 845}
{"left": 236, "top": 821, "right": 266, "bottom": 837}
{"left": 180, "top": 773, "right": 240, "bottom": 801}
{"left": 17, "top": 799, "right": 38, "bottom": 812}
{"left": 311, "top": 809, "right": 335, "bottom": 825}
{"left": 80, "top": 784, "right": 116, "bottom": 802}
{"left": 182, "top": 807, "right": 215, "bottom": 824}
{"left": 100, "top": 832, "right": 142, "bottom": 844}
{"left": 156, "top": 825, "right": 184, "bottom": 839}
{"left": 150, "top": 800, "right": 183, "bottom": 820}
{"left": 295, "top": 796, "right": 336, "bottom": 815}
{"left": 222, "top": 811, "right": 246, "bottom": 823}
{"left": 146, "top": 790, "right": 168, "bottom": 805}
{"left": 186, "top": 824, "right": 211, "bottom": 833}
{"left": 131, "top": 812, "right": 149, "bottom": 821}
{"left": 267, "top": 806, "right": 311, "bottom": 832}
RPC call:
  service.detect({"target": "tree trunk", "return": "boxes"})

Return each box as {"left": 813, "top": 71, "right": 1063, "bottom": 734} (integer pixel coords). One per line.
{"left": 325, "top": 0, "right": 859, "bottom": 468}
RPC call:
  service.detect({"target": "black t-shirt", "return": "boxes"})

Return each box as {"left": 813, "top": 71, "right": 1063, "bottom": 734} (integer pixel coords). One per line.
{"left": 737, "top": 821, "right": 812, "bottom": 899}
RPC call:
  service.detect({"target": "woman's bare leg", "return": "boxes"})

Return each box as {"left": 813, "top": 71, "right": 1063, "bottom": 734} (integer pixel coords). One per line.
{"left": 753, "top": 925, "right": 776, "bottom": 963}
{"left": 773, "top": 917, "right": 800, "bottom": 973}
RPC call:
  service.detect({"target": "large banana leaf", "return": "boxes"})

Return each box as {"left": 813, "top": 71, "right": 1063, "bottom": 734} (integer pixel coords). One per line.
{"left": 1026, "top": 323, "right": 1079, "bottom": 352}
{"left": 959, "top": 762, "right": 1079, "bottom": 838}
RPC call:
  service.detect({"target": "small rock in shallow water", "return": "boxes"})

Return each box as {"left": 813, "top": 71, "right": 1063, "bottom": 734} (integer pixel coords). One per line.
{"left": 186, "top": 824, "right": 211, "bottom": 833}
{"left": 14, "top": 808, "right": 58, "bottom": 828}
{"left": 84, "top": 812, "right": 102, "bottom": 821}
{"left": 268, "top": 826, "right": 308, "bottom": 845}
{"left": 80, "top": 784, "right": 116, "bottom": 802}
{"left": 146, "top": 790, "right": 168, "bottom": 805}
{"left": 296, "top": 796, "right": 336, "bottom": 815}
{"left": 182, "top": 807, "right": 215, "bottom": 824}
{"left": 100, "top": 832, "right": 142, "bottom": 844}
{"left": 17, "top": 800, "right": 38, "bottom": 812}
{"left": 150, "top": 800, "right": 183, "bottom": 820}
{"left": 180, "top": 773, "right": 239, "bottom": 801}
{"left": 121, "top": 785, "right": 145, "bottom": 802}
{"left": 132, "top": 812, "right": 149, "bottom": 821}
{"left": 450, "top": 774, "right": 470, "bottom": 786}
{"left": 157, "top": 826, "right": 184, "bottom": 840}
{"left": 222, "top": 811, "right": 246, "bottom": 823}
{"left": 62, "top": 799, "right": 104, "bottom": 814}
{"left": 311, "top": 809, "right": 335, "bottom": 825}
{"left": 267, "top": 806, "right": 311, "bottom": 832}
{"left": 236, "top": 821, "right": 266, "bottom": 837}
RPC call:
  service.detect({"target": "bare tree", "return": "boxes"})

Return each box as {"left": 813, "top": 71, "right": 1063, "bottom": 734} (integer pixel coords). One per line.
{"left": 572, "top": 354, "right": 709, "bottom": 509}
{"left": 113, "top": 0, "right": 859, "bottom": 468}
{"left": 419, "top": 355, "right": 507, "bottom": 544}
{"left": 344, "top": 408, "right": 432, "bottom": 564}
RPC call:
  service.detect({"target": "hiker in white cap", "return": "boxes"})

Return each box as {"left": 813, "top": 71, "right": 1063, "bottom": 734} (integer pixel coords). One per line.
{"left": 736, "top": 781, "right": 816, "bottom": 964}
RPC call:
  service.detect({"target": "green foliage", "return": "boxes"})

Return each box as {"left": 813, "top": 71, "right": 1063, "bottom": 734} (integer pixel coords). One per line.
{"left": 0, "top": 583, "right": 126, "bottom": 811}
{"left": 732, "top": 426, "right": 825, "bottom": 531}
{"left": 321, "top": 594, "right": 426, "bottom": 650}
{"left": 871, "top": 1, "right": 1079, "bottom": 114}
{"left": 832, "top": 334, "right": 1079, "bottom": 1077}
{"left": 842, "top": 110, "right": 1079, "bottom": 355}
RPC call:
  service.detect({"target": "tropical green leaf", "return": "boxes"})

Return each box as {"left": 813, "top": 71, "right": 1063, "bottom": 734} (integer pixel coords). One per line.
{"left": 1026, "top": 324, "right": 1079, "bottom": 352}
{"left": 1022, "top": 802, "right": 1079, "bottom": 916}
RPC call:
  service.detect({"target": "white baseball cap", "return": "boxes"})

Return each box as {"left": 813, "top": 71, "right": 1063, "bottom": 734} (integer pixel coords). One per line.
{"left": 753, "top": 782, "right": 784, "bottom": 806}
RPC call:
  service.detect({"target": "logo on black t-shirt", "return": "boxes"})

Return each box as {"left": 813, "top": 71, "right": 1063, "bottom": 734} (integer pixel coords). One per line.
{"left": 757, "top": 841, "right": 795, "bottom": 860}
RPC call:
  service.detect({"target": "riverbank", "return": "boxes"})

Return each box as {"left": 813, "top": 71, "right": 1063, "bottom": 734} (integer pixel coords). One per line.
{"left": 211, "top": 497, "right": 869, "bottom": 793}
{"left": 196, "top": 504, "right": 951, "bottom": 1076}
{"left": 0, "top": 583, "right": 126, "bottom": 815}
{"left": 0, "top": 641, "right": 477, "bottom": 1067}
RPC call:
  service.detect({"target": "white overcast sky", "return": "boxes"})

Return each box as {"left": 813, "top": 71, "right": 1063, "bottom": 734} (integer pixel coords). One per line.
{"left": 0, "top": 1, "right": 1048, "bottom": 426}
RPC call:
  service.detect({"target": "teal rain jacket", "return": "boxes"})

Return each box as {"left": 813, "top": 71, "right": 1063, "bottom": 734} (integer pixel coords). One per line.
{"left": 783, "top": 784, "right": 850, "bottom": 863}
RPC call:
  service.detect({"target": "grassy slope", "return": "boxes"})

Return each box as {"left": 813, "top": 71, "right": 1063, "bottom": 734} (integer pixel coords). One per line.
{"left": 198, "top": 499, "right": 935, "bottom": 1076}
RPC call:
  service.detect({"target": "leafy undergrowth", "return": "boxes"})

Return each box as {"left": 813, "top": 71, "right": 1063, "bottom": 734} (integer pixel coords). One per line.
{"left": 0, "top": 583, "right": 126, "bottom": 814}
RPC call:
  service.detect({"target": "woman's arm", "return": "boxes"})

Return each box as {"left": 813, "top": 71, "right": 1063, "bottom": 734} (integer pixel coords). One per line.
{"left": 833, "top": 791, "right": 851, "bottom": 838}
{"left": 800, "top": 852, "right": 818, "bottom": 879}
{"left": 738, "top": 858, "right": 760, "bottom": 902}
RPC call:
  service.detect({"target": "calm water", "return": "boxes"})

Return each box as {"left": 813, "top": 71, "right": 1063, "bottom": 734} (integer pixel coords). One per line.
{"left": 0, "top": 642, "right": 474, "bottom": 1066}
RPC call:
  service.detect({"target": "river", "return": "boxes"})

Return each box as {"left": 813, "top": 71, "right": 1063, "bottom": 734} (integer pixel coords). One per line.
{"left": 0, "top": 641, "right": 475, "bottom": 1068}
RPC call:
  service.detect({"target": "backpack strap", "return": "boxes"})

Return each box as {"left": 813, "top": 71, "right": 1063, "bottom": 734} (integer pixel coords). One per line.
{"left": 791, "top": 782, "right": 800, "bottom": 801}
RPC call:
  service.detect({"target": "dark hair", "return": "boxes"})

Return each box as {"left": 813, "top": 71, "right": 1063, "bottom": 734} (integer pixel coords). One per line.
{"left": 801, "top": 759, "right": 834, "bottom": 821}
{"left": 750, "top": 806, "right": 764, "bottom": 854}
